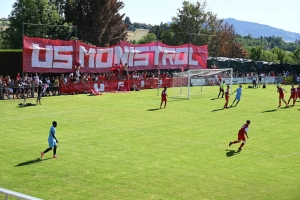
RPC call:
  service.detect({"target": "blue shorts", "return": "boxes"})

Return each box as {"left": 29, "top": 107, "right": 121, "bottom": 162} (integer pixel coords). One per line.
{"left": 48, "top": 139, "right": 57, "bottom": 148}
{"left": 235, "top": 95, "right": 241, "bottom": 100}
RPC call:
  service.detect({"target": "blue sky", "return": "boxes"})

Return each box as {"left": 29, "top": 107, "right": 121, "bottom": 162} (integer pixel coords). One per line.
{"left": 1, "top": 0, "right": 300, "bottom": 33}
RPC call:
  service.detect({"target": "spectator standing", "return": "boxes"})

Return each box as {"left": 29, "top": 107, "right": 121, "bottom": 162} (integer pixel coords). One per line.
{"left": 36, "top": 81, "right": 43, "bottom": 105}
{"left": 123, "top": 63, "right": 129, "bottom": 76}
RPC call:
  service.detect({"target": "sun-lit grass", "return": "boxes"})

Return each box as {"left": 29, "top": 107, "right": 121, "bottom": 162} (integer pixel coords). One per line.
{"left": 0, "top": 84, "right": 299, "bottom": 200}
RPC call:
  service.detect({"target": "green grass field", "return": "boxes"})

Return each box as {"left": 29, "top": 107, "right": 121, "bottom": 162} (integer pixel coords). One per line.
{"left": 0, "top": 84, "right": 299, "bottom": 200}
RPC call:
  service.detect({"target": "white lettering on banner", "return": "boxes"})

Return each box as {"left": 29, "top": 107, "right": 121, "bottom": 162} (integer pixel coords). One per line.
{"left": 188, "top": 47, "right": 198, "bottom": 66}
{"left": 30, "top": 43, "right": 203, "bottom": 69}
{"left": 95, "top": 48, "right": 114, "bottom": 68}
{"left": 32, "top": 44, "right": 53, "bottom": 68}
{"left": 79, "top": 46, "right": 97, "bottom": 68}
{"left": 128, "top": 47, "right": 135, "bottom": 67}
{"left": 32, "top": 44, "right": 73, "bottom": 69}
{"left": 114, "top": 46, "right": 129, "bottom": 65}
{"left": 88, "top": 48, "right": 96, "bottom": 68}
{"left": 79, "top": 45, "right": 199, "bottom": 67}
{"left": 175, "top": 48, "right": 188, "bottom": 65}
{"left": 150, "top": 46, "right": 160, "bottom": 65}
{"left": 53, "top": 46, "right": 73, "bottom": 69}
{"left": 134, "top": 47, "right": 150, "bottom": 66}
{"left": 162, "top": 48, "right": 176, "bottom": 65}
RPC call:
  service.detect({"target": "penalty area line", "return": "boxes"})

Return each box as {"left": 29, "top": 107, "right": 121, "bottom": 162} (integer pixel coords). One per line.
{"left": 282, "top": 150, "right": 300, "bottom": 158}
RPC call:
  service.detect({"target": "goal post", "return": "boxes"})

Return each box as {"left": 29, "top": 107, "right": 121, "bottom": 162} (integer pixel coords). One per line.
{"left": 171, "top": 68, "right": 233, "bottom": 99}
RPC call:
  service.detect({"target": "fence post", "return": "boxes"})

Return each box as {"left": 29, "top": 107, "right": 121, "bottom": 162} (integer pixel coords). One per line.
{"left": 31, "top": 84, "right": 35, "bottom": 98}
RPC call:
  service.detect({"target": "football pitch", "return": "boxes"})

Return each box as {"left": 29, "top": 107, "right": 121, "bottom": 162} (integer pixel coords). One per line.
{"left": 0, "top": 84, "right": 299, "bottom": 200}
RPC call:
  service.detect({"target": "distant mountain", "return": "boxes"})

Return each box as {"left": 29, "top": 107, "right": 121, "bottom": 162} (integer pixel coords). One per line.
{"left": 223, "top": 18, "right": 300, "bottom": 42}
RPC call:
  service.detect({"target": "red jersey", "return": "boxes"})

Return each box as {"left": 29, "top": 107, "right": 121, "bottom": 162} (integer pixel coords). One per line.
{"left": 225, "top": 89, "right": 230, "bottom": 100}
{"left": 291, "top": 88, "right": 296, "bottom": 94}
{"left": 278, "top": 87, "right": 285, "bottom": 98}
{"left": 238, "top": 123, "right": 249, "bottom": 135}
{"left": 161, "top": 89, "right": 167, "bottom": 101}
{"left": 290, "top": 88, "right": 296, "bottom": 98}
{"left": 278, "top": 87, "right": 284, "bottom": 95}
{"left": 225, "top": 89, "right": 230, "bottom": 97}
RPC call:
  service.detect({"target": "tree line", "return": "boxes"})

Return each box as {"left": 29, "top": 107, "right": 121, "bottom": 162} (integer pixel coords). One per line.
{"left": 0, "top": 0, "right": 299, "bottom": 65}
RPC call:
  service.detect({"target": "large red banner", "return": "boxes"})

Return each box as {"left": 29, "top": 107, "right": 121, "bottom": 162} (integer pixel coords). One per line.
{"left": 23, "top": 36, "right": 208, "bottom": 73}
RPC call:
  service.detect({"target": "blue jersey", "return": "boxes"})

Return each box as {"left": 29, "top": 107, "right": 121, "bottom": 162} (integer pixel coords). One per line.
{"left": 236, "top": 88, "right": 242, "bottom": 97}
{"left": 48, "top": 126, "right": 56, "bottom": 142}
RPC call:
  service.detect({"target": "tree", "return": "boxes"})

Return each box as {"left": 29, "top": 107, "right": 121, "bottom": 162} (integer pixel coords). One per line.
{"left": 149, "top": 23, "right": 168, "bottom": 41}
{"left": 1, "top": 0, "right": 63, "bottom": 48}
{"left": 64, "top": 0, "right": 127, "bottom": 46}
{"left": 293, "top": 47, "right": 300, "bottom": 65}
{"left": 137, "top": 33, "right": 157, "bottom": 44}
{"left": 215, "top": 22, "right": 248, "bottom": 58}
{"left": 272, "top": 47, "right": 286, "bottom": 63}
{"left": 260, "top": 50, "right": 278, "bottom": 63}
{"left": 167, "top": 0, "right": 247, "bottom": 58}
{"left": 124, "top": 16, "right": 131, "bottom": 26}
{"left": 249, "top": 46, "right": 263, "bottom": 61}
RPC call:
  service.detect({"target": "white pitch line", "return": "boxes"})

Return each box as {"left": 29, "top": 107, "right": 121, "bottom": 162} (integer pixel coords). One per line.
{"left": 282, "top": 150, "right": 300, "bottom": 158}
{"left": 246, "top": 150, "right": 282, "bottom": 158}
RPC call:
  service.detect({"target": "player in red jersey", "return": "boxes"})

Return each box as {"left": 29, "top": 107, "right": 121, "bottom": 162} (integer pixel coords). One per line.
{"left": 287, "top": 84, "right": 297, "bottom": 106}
{"left": 160, "top": 87, "right": 168, "bottom": 109}
{"left": 229, "top": 120, "right": 250, "bottom": 151}
{"left": 223, "top": 85, "right": 230, "bottom": 108}
{"left": 277, "top": 85, "right": 288, "bottom": 108}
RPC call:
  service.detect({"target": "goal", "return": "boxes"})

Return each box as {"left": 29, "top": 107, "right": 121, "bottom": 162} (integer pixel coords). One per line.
{"left": 171, "top": 68, "right": 233, "bottom": 99}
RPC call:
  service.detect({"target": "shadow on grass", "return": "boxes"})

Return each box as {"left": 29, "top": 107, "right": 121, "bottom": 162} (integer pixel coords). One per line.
{"left": 210, "top": 97, "right": 220, "bottom": 100}
{"left": 211, "top": 106, "right": 234, "bottom": 112}
{"left": 225, "top": 149, "right": 241, "bottom": 157}
{"left": 211, "top": 108, "right": 224, "bottom": 112}
{"left": 16, "top": 103, "right": 37, "bottom": 108}
{"left": 15, "top": 158, "right": 51, "bottom": 167}
{"left": 262, "top": 109, "right": 277, "bottom": 113}
{"left": 147, "top": 108, "right": 161, "bottom": 111}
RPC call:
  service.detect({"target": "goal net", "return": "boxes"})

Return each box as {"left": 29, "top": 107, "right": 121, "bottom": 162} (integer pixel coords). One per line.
{"left": 171, "top": 68, "right": 233, "bottom": 99}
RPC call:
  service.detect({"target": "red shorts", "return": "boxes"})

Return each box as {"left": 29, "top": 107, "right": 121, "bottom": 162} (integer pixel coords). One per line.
{"left": 161, "top": 97, "right": 167, "bottom": 101}
{"left": 238, "top": 133, "right": 245, "bottom": 141}
{"left": 279, "top": 94, "right": 284, "bottom": 99}
{"left": 225, "top": 97, "right": 229, "bottom": 101}
{"left": 290, "top": 94, "right": 296, "bottom": 99}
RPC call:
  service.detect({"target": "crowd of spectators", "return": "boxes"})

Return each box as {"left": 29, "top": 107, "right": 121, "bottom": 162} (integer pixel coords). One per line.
{"left": 0, "top": 69, "right": 298, "bottom": 100}
{"left": 0, "top": 69, "right": 176, "bottom": 99}
{"left": 0, "top": 72, "right": 60, "bottom": 99}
